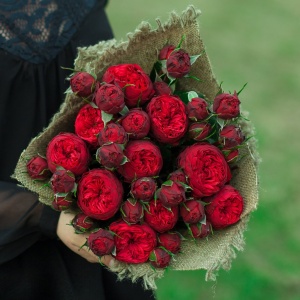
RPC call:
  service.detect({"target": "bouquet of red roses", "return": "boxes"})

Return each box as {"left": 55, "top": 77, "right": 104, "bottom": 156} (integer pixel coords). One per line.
{"left": 14, "top": 6, "right": 259, "bottom": 289}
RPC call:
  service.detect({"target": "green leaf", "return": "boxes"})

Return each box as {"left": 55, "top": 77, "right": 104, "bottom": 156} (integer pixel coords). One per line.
{"left": 89, "top": 101, "right": 98, "bottom": 109}
{"left": 176, "top": 35, "right": 186, "bottom": 50}
{"left": 189, "top": 54, "right": 201, "bottom": 65}
{"left": 162, "top": 180, "right": 173, "bottom": 187}
{"left": 101, "top": 111, "right": 113, "bottom": 127}
{"left": 120, "top": 156, "right": 129, "bottom": 165}
{"left": 119, "top": 106, "right": 129, "bottom": 116}
{"left": 237, "top": 82, "right": 248, "bottom": 95}
{"left": 187, "top": 91, "right": 199, "bottom": 102}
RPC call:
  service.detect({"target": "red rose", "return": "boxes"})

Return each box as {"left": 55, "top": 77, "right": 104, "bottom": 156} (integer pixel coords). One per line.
{"left": 147, "top": 95, "right": 188, "bottom": 145}
{"left": 213, "top": 92, "right": 240, "bottom": 119}
{"left": 153, "top": 81, "right": 172, "bottom": 96}
{"left": 88, "top": 228, "right": 115, "bottom": 256}
{"left": 102, "top": 64, "right": 154, "bottom": 108}
{"left": 77, "top": 169, "right": 123, "bottom": 220}
{"left": 130, "top": 177, "right": 157, "bottom": 202}
{"left": 26, "top": 155, "right": 50, "bottom": 180}
{"left": 158, "top": 232, "right": 181, "bottom": 254}
{"left": 158, "top": 181, "right": 186, "bottom": 208}
{"left": 144, "top": 199, "right": 178, "bottom": 233}
{"left": 50, "top": 169, "right": 75, "bottom": 194}
{"left": 46, "top": 133, "right": 90, "bottom": 176}
{"left": 120, "top": 109, "right": 150, "bottom": 139}
{"left": 121, "top": 198, "right": 144, "bottom": 224}
{"left": 219, "top": 125, "right": 245, "bottom": 149}
{"left": 188, "top": 122, "right": 211, "bottom": 141}
{"left": 205, "top": 185, "right": 244, "bottom": 229}
{"left": 180, "top": 200, "right": 205, "bottom": 224}
{"left": 149, "top": 248, "right": 171, "bottom": 268}
{"left": 158, "top": 44, "right": 175, "bottom": 60}
{"left": 166, "top": 49, "right": 191, "bottom": 78}
{"left": 51, "top": 195, "right": 73, "bottom": 211}
{"left": 187, "top": 97, "right": 210, "bottom": 121}
{"left": 109, "top": 219, "right": 157, "bottom": 264}
{"left": 74, "top": 104, "right": 104, "bottom": 147}
{"left": 189, "top": 221, "right": 212, "bottom": 239}
{"left": 70, "top": 72, "right": 96, "bottom": 98}
{"left": 72, "top": 213, "right": 95, "bottom": 233}
{"left": 96, "top": 143, "right": 125, "bottom": 169}
{"left": 168, "top": 169, "right": 187, "bottom": 184}
{"left": 97, "top": 123, "right": 128, "bottom": 146}
{"left": 94, "top": 83, "right": 125, "bottom": 114}
{"left": 117, "top": 140, "right": 163, "bottom": 182}
{"left": 178, "top": 143, "right": 231, "bottom": 197}
{"left": 223, "top": 148, "right": 239, "bottom": 163}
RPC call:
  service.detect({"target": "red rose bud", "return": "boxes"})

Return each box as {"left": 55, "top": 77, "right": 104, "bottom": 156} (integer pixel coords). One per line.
{"left": 121, "top": 198, "right": 144, "bottom": 224}
{"left": 130, "top": 177, "right": 157, "bottom": 202}
{"left": 50, "top": 169, "right": 75, "bottom": 194}
{"left": 96, "top": 143, "right": 126, "bottom": 169}
{"left": 97, "top": 123, "right": 128, "bottom": 146}
{"left": 117, "top": 140, "right": 163, "bottom": 182}
{"left": 180, "top": 200, "right": 205, "bottom": 224}
{"left": 158, "top": 232, "right": 181, "bottom": 254}
{"left": 72, "top": 212, "right": 94, "bottom": 233}
{"left": 46, "top": 133, "right": 90, "bottom": 176}
{"left": 74, "top": 104, "right": 104, "bottom": 147}
{"left": 109, "top": 220, "right": 157, "bottom": 264}
{"left": 189, "top": 221, "right": 212, "bottom": 239}
{"left": 219, "top": 125, "right": 245, "bottom": 149}
{"left": 153, "top": 81, "right": 172, "bottom": 96}
{"left": 158, "top": 180, "right": 186, "bottom": 208}
{"left": 26, "top": 155, "right": 50, "bottom": 180}
{"left": 213, "top": 91, "right": 241, "bottom": 119}
{"left": 88, "top": 228, "right": 115, "bottom": 256}
{"left": 166, "top": 49, "right": 191, "bottom": 78}
{"left": 70, "top": 72, "right": 96, "bottom": 97}
{"left": 187, "top": 97, "right": 210, "bottom": 121}
{"left": 102, "top": 64, "right": 154, "bottom": 108}
{"left": 147, "top": 95, "right": 188, "bottom": 145}
{"left": 144, "top": 199, "right": 178, "bottom": 233}
{"left": 224, "top": 149, "right": 239, "bottom": 163}
{"left": 158, "top": 44, "right": 176, "bottom": 60}
{"left": 94, "top": 83, "right": 125, "bottom": 114}
{"left": 168, "top": 169, "right": 187, "bottom": 184}
{"left": 178, "top": 144, "right": 231, "bottom": 198}
{"left": 188, "top": 122, "right": 211, "bottom": 141}
{"left": 149, "top": 248, "right": 171, "bottom": 268}
{"left": 51, "top": 195, "right": 73, "bottom": 211}
{"left": 205, "top": 185, "right": 244, "bottom": 229}
{"left": 120, "top": 109, "right": 150, "bottom": 139}
{"left": 77, "top": 169, "right": 123, "bottom": 220}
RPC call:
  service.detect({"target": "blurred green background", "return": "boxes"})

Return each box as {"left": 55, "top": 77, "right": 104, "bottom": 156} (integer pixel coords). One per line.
{"left": 106, "top": 1, "right": 300, "bottom": 299}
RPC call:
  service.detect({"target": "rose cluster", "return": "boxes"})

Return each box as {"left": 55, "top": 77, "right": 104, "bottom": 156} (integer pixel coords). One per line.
{"left": 26, "top": 41, "right": 247, "bottom": 269}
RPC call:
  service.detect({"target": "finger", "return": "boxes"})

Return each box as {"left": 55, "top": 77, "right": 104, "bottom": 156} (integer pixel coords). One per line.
{"left": 100, "top": 255, "right": 116, "bottom": 268}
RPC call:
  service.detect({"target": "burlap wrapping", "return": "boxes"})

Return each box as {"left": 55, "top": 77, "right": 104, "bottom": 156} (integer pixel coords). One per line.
{"left": 14, "top": 6, "right": 259, "bottom": 290}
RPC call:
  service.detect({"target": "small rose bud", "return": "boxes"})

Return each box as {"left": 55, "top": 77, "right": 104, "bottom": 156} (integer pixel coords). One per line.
{"left": 158, "top": 232, "right": 181, "bottom": 254}
{"left": 166, "top": 50, "right": 191, "bottom": 78}
{"left": 189, "top": 221, "right": 212, "bottom": 239}
{"left": 26, "top": 156, "right": 50, "bottom": 180}
{"left": 223, "top": 148, "right": 239, "bottom": 163}
{"left": 159, "top": 181, "right": 186, "bottom": 208}
{"left": 153, "top": 81, "right": 172, "bottom": 96}
{"left": 187, "top": 97, "right": 210, "bottom": 121}
{"left": 188, "top": 122, "right": 211, "bottom": 141}
{"left": 97, "top": 123, "right": 128, "bottom": 146}
{"left": 168, "top": 170, "right": 187, "bottom": 184}
{"left": 180, "top": 200, "right": 205, "bottom": 224}
{"left": 219, "top": 125, "right": 245, "bottom": 149}
{"left": 158, "top": 45, "right": 176, "bottom": 60}
{"left": 51, "top": 195, "right": 73, "bottom": 211}
{"left": 149, "top": 248, "right": 171, "bottom": 268}
{"left": 88, "top": 228, "right": 115, "bottom": 256}
{"left": 50, "top": 169, "right": 75, "bottom": 194}
{"left": 72, "top": 213, "right": 95, "bottom": 233}
{"left": 213, "top": 92, "right": 240, "bottom": 119}
{"left": 121, "top": 198, "right": 144, "bottom": 224}
{"left": 96, "top": 143, "right": 125, "bottom": 169}
{"left": 130, "top": 177, "right": 157, "bottom": 202}
{"left": 70, "top": 72, "right": 96, "bottom": 97}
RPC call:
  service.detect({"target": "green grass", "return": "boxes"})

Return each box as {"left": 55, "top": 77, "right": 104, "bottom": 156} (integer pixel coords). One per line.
{"left": 106, "top": 1, "right": 300, "bottom": 299}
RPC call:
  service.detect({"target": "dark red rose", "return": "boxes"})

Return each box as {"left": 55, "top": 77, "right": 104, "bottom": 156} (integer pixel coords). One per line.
{"left": 72, "top": 212, "right": 95, "bottom": 233}
{"left": 117, "top": 140, "right": 163, "bottom": 182}
{"left": 46, "top": 133, "right": 90, "bottom": 176}
{"left": 149, "top": 248, "right": 171, "bottom": 268}
{"left": 166, "top": 49, "right": 191, "bottom": 78}
{"left": 77, "top": 169, "right": 123, "bottom": 220}
{"left": 158, "top": 44, "right": 175, "bottom": 60}
{"left": 144, "top": 199, "right": 178, "bottom": 233}
{"left": 219, "top": 125, "right": 245, "bottom": 149}
{"left": 147, "top": 95, "right": 188, "bottom": 145}
{"left": 94, "top": 83, "right": 125, "bottom": 114}
{"left": 74, "top": 104, "right": 104, "bottom": 147}
{"left": 130, "top": 177, "right": 157, "bottom": 202}
{"left": 26, "top": 155, "right": 50, "bottom": 180}
{"left": 158, "top": 181, "right": 186, "bottom": 208}
{"left": 70, "top": 72, "right": 96, "bottom": 98}
{"left": 187, "top": 97, "right": 210, "bottom": 121}
{"left": 51, "top": 195, "right": 73, "bottom": 211}
{"left": 213, "top": 92, "right": 240, "bottom": 120}
{"left": 153, "top": 81, "right": 172, "bottom": 96}
{"left": 188, "top": 122, "right": 211, "bottom": 141}
{"left": 109, "top": 219, "right": 157, "bottom": 264}
{"left": 205, "top": 185, "right": 244, "bottom": 229}
{"left": 88, "top": 228, "right": 115, "bottom": 256}
{"left": 189, "top": 222, "right": 212, "bottom": 239}
{"left": 120, "top": 109, "right": 150, "bottom": 139}
{"left": 50, "top": 169, "right": 75, "bottom": 194}
{"left": 102, "top": 64, "right": 154, "bottom": 108}
{"left": 96, "top": 143, "right": 125, "bottom": 169}
{"left": 178, "top": 143, "right": 231, "bottom": 198}
{"left": 158, "top": 232, "right": 181, "bottom": 254}
{"left": 97, "top": 123, "right": 128, "bottom": 146}
{"left": 168, "top": 169, "right": 187, "bottom": 184}
{"left": 121, "top": 198, "right": 144, "bottom": 224}
{"left": 223, "top": 149, "right": 239, "bottom": 163}
{"left": 180, "top": 200, "right": 205, "bottom": 224}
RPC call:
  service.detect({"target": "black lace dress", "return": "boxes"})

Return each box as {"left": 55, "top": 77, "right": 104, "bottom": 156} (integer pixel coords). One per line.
{"left": 0, "top": 1, "right": 155, "bottom": 299}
